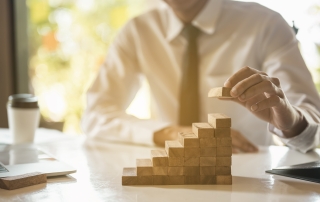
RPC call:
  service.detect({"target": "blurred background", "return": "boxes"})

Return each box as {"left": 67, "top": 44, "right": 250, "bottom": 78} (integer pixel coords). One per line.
{"left": 2, "top": 0, "right": 320, "bottom": 135}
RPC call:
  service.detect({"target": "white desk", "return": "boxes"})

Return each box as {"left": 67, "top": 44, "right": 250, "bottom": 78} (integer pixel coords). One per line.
{"left": 0, "top": 129, "right": 319, "bottom": 202}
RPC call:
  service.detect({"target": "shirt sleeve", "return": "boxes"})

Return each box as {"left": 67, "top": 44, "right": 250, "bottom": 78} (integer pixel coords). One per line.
{"left": 260, "top": 13, "right": 320, "bottom": 152}
{"left": 81, "top": 21, "right": 170, "bottom": 146}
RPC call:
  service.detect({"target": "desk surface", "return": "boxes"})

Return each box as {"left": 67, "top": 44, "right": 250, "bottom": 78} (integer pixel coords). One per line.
{"left": 0, "top": 129, "right": 320, "bottom": 202}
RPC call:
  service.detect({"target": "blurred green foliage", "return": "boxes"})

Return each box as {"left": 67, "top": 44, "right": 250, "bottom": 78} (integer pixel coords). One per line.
{"left": 27, "top": 0, "right": 146, "bottom": 134}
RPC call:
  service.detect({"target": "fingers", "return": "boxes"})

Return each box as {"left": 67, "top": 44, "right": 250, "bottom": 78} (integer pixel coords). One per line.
{"left": 251, "top": 94, "right": 282, "bottom": 112}
{"left": 231, "top": 130, "right": 258, "bottom": 153}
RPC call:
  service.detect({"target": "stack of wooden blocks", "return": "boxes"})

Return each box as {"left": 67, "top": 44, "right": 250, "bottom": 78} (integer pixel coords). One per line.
{"left": 122, "top": 87, "right": 233, "bottom": 185}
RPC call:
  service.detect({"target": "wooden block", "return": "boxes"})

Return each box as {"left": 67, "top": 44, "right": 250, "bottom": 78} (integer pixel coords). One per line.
{"left": 217, "top": 147, "right": 232, "bottom": 157}
{"left": 137, "top": 176, "right": 153, "bottom": 185}
{"left": 200, "top": 138, "right": 216, "bottom": 147}
{"left": 208, "top": 87, "right": 232, "bottom": 98}
{"left": 200, "top": 175, "right": 216, "bottom": 184}
{"left": 216, "top": 175, "right": 232, "bottom": 185}
{"left": 200, "top": 166, "right": 215, "bottom": 175}
{"left": 168, "top": 167, "right": 184, "bottom": 176}
{"left": 168, "top": 157, "right": 184, "bottom": 166}
{"left": 184, "top": 166, "right": 200, "bottom": 176}
{"left": 200, "top": 147, "right": 216, "bottom": 157}
{"left": 178, "top": 132, "right": 199, "bottom": 148}
{"left": 192, "top": 123, "right": 214, "bottom": 138}
{"left": 136, "top": 159, "right": 153, "bottom": 176}
{"left": 184, "top": 157, "right": 199, "bottom": 166}
{"left": 0, "top": 172, "right": 46, "bottom": 190}
{"left": 168, "top": 176, "right": 184, "bottom": 185}
{"left": 216, "top": 157, "right": 232, "bottom": 166}
{"left": 151, "top": 150, "right": 168, "bottom": 167}
{"left": 122, "top": 168, "right": 138, "bottom": 186}
{"left": 185, "top": 176, "right": 200, "bottom": 184}
{"left": 208, "top": 113, "right": 231, "bottom": 128}
{"left": 153, "top": 176, "right": 169, "bottom": 185}
{"left": 215, "top": 128, "right": 231, "bottom": 138}
{"left": 165, "top": 141, "right": 184, "bottom": 157}
{"left": 185, "top": 147, "right": 200, "bottom": 157}
{"left": 216, "top": 166, "right": 231, "bottom": 175}
{"left": 153, "top": 167, "right": 168, "bottom": 175}
{"left": 216, "top": 137, "right": 232, "bottom": 147}
{"left": 200, "top": 157, "right": 216, "bottom": 166}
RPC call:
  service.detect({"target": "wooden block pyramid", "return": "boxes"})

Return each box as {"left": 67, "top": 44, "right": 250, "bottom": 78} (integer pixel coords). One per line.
{"left": 122, "top": 87, "right": 233, "bottom": 185}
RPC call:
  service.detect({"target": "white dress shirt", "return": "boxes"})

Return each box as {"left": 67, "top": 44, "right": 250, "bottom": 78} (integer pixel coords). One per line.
{"left": 82, "top": 0, "right": 320, "bottom": 152}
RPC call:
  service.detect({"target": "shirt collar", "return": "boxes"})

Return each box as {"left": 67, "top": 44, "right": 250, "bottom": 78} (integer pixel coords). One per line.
{"left": 165, "top": 0, "right": 223, "bottom": 42}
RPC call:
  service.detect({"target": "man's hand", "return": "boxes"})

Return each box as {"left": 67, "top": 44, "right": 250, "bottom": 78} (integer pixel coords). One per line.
{"left": 153, "top": 126, "right": 192, "bottom": 147}
{"left": 224, "top": 66, "right": 307, "bottom": 138}
{"left": 231, "top": 129, "right": 258, "bottom": 153}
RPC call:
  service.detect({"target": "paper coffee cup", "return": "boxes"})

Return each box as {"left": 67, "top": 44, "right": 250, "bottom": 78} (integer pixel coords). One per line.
{"left": 7, "top": 94, "right": 40, "bottom": 144}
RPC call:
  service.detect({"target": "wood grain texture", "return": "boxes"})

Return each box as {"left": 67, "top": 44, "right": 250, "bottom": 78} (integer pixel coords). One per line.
{"left": 153, "top": 176, "right": 169, "bottom": 185}
{"left": 216, "top": 166, "right": 231, "bottom": 175}
{"left": 0, "top": 172, "right": 47, "bottom": 190}
{"left": 151, "top": 150, "right": 168, "bottom": 167}
{"left": 137, "top": 176, "right": 153, "bottom": 185}
{"left": 178, "top": 132, "right": 199, "bottom": 148}
{"left": 153, "top": 167, "right": 168, "bottom": 175}
{"left": 185, "top": 176, "right": 200, "bottom": 185}
{"left": 216, "top": 175, "right": 232, "bottom": 185}
{"left": 122, "top": 168, "right": 138, "bottom": 186}
{"left": 168, "top": 167, "right": 184, "bottom": 176}
{"left": 200, "top": 166, "right": 215, "bottom": 175}
{"left": 208, "top": 113, "right": 231, "bottom": 128}
{"left": 184, "top": 157, "right": 199, "bottom": 166}
{"left": 200, "top": 175, "right": 216, "bottom": 184}
{"left": 168, "top": 176, "right": 184, "bottom": 185}
{"left": 136, "top": 159, "right": 153, "bottom": 176}
{"left": 216, "top": 137, "right": 232, "bottom": 147}
{"left": 168, "top": 157, "right": 184, "bottom": 167}
{"left": 208, "top": 87, "right": 232, "bottom": 98}
{"left": 192, "top": 123, "right": 214, "bottom": 138}
{"left": 165, "top": 141, "right": 184, "bottom": 157}
{"left": 200, "top": 157, "right": 216, "bottom": 166}
{"left": 184, "top": 166, "right": 200, "bottom": 176}
{"left": 217, "top": 147, "right": 232, "bottom": 157}
{"left": 200, "top": 147, "right": 216, "bottom": 157}
{"left": 215, "top": 128, "right": 231, "bottom": 138}
{"left": 185, "top": 147, "right": 200, "bottom": 157}
{"left": 216, "top": 157, "right": 232, "bottom": 166}
{"left": 199, "top": 138, "right": 216, "bottom": 147}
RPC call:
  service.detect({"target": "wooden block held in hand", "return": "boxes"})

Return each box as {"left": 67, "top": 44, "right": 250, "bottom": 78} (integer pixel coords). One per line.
{"left": 184, "top": 166, "right": 200, "bottom": 176}
{"left": 165, "top": 141, "right": 184, "bottom": 157}
{"left": 216, "top": 138, "right": 232, "bottom": 147}
{"left": 216, "top": 157, "right": 232, "bottom": 166}
{"left": 168, "top": 157, "right": 184, "bottom": 167}
{"left": 200, "top": 147, "right": 216, "bottom": 157}
{"left": 208, "top": 87, "right": 232, "bottom": 98}
{"left": 216, "top": 175, "right": 232, "bottom": 185}
{"left": 200, "top": 175, "right": 216, "bottom": 184}
{"left": 137, "top": 176, "right": 153, "bottom": 185}
{"left": 215, "top": 128, "right": 231, "bottom": 138}
{"left": 184, "top": 157, "right": 199, "bottom": 166}
{"left": 208, "top": 113, "right": 231, "bottom": 128}
{"left": 192, "top": 123, "right": 214, "bottom": 138}
{"left": 168, "top": 176, "right": 184, "bottom": 185}
{"left": 0, "top": 172, "right": 47, "bottom": 190}
{"left": 200, "top": 157, "right": 216, "bottom": 166}
{"left": 168, "top": 167, "right": 184, "bottom": 176}
{"left": 153, "top": 176, "right": 169, "bottom": 185}
{"left": 217, "top": 147, "right": 232, "bottom": 157}
{"left": 216, "top": 166, "right": 231, "bottom": 175}
{"left": 178, "top": 132, "right": 199, "bottom": 148}
{"left": 185, "top": 147, "right": 200, "bottom": 157}
{"left": 200, "top": 166, "right": 215, "bottom": 175}
{"left": 151, "top": 150, "right": 168, "bottom": 167}
{"left": 136, "top": 159, "right": 153, "bottom": 176}
{"left": 185, "top": 176, "right": 200, "bottom": 185}
{"left": 122, "top": 168, "right": 138, "bottom": 186}
{"left": 200, "top": 138, "right": 216, "bottom": 147}
{"left": 153, "top": 167, "right": 168, "bottom": 175}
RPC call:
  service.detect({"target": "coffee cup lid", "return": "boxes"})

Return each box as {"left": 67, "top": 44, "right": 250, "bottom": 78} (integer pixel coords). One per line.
{"left": 7, "top": 94, "right": 39, "bottom": 108}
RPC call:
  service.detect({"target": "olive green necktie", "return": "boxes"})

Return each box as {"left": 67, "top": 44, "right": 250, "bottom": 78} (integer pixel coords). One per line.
{"left": 178, "top": 24, "right": 200, "bottom": 126}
